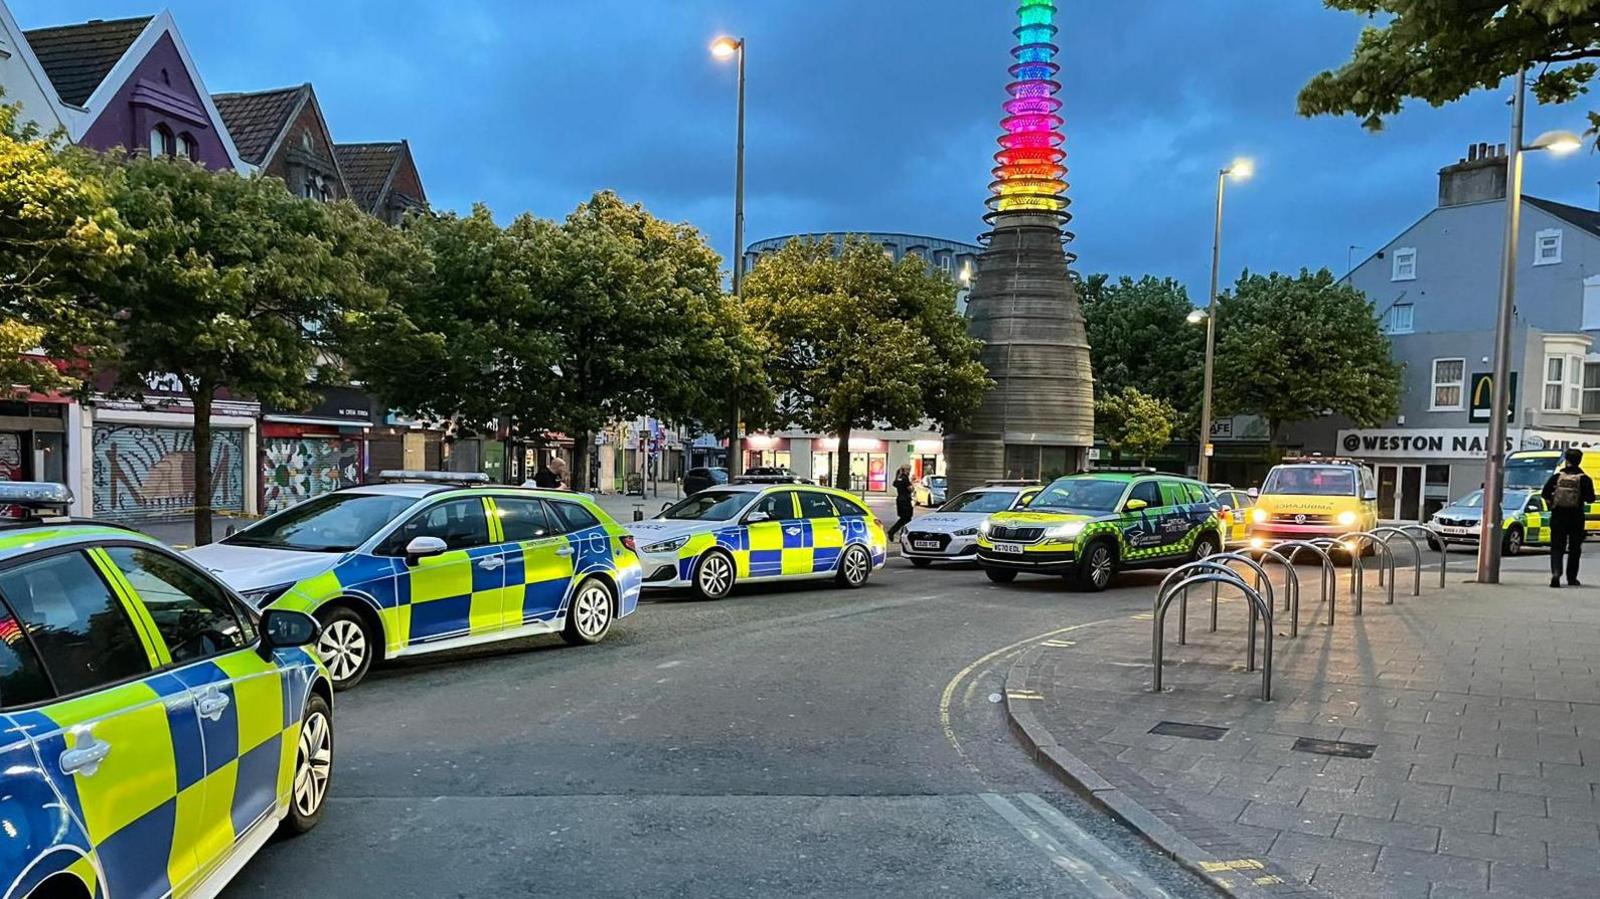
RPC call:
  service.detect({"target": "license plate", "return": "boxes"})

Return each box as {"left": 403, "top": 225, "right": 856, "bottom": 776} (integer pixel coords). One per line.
{"left": 913, "top": 540, "right": 940, "bottom": 550}
{"left": 992, "top": 543, "right": 1024, "bottom": 555}
{"left": 1439, "top": 526, "right": 1475, "bottom": 536}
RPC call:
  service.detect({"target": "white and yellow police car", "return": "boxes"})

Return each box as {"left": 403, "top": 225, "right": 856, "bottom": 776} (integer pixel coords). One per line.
{"left": 188, "top": 472, "right": 642, "bottom": 691}
{"left": 0, "top": 483, "right": 332, "bottom": 899}
{"left": 627, "top": 484, "right": 887, "bottom": 598}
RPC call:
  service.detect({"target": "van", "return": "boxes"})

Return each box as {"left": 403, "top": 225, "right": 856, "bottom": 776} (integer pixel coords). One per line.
{"left": 1503, "top": 449, "right": 1600, "bottom": 533}
{"left": 1247, "top": 457, "right": 1379, "bottom": 547}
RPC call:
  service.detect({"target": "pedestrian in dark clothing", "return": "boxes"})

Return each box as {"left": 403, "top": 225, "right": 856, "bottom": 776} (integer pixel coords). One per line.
{"left": 888, "top": 465, "right": 915, "bottom": 542}
{"left": 532, "top": 463, "right": 560, "bottom": 489}
{"left": 1542, "top": 448, "right": 1596, "bottom": 587}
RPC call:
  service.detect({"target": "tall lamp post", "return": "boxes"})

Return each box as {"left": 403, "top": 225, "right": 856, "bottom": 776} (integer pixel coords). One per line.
{"left": 1475, "top": 65, "right": 1581, "bottom": 583}
{"left": 712, "top": 34, "right": 747, "bottom": 479}
{"left": 1196, "top": 158, "right": 1252, "bottom": 483}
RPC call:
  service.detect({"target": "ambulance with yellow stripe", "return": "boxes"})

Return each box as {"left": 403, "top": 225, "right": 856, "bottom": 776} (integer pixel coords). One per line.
{"left": 1245, "top": 457, "right": 1379, "bottom": 548}
{"left": 1503, "top": 448, "right": 1600, "bottom": 536}
{"left": 0, "top": 482, "right": 332, "bottom": 899}
{"left": 627, "top": 483, "right": 887, "bottom": 599}
{"left": 189, "top": 472, "right": 642, "bottom": 690}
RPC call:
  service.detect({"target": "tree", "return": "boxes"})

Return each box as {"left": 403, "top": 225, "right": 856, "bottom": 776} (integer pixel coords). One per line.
{"left": 95, "top": 157, "right": 383, "bottom": 544}
{"left": 1299, "top": 1, "right": 1600, "bottom": 143}
{"left": 0, "top": 97, "right": 127, "bottom": 394}
{"left": 1212, "top": 268, "right": 1402, "bottom": 448}
{"left": 1096, "top": 387, "right": 1177, "bottom": 467}
{"left": 743, "top": 236, "right": 991, "bottom": 490}
{"left": 1082, "top": 275, "right": 1205, "bottom": 436}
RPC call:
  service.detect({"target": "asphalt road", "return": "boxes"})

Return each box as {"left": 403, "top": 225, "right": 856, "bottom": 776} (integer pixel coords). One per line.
{"left": 223, "top": 559, "right": 1223, "bottom": 898}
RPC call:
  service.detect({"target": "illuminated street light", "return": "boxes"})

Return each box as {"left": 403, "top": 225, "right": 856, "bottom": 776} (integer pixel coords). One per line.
{"left": 1531, "top": 129, "right": 1583, "bottom": 155}
{"left": 711, "top": 34, "right": 747, "bottom": 477}
{"left": 1196, "top": 157, "right": 1253, "bottom": 482}
{"left": 710, "top": 35, "right": 741, "bottom": 59}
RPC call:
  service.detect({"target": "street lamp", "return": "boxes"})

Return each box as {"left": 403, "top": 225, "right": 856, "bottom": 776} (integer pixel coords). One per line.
{"left": 1196, "top": 158, "right": 1252, "bottom": 483}
{"left": 712, "top": 34, "right": 747, "bottom": 478}
{"left": 1476, "top": 63, "right": 1582, "bottom": 583}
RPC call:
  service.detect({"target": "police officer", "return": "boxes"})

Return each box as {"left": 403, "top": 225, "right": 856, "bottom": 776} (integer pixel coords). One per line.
{"left": 1542, "top": 448, "right": 1596, "bottom": 588}
{"left": 888, "top": 465, "right": 915, "bottom": 542}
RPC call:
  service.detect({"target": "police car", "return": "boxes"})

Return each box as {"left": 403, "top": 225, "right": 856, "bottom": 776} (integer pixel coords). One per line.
{"left": 188, "top": 472, "right": 642, "bottom": 690}
{"left": 976, "top": 471, "right": 1224, "bottom": 591}
{"left": 0, "top": 482, "right": 332, "bottom": 899}
{"left": 1426, "top": 488, "right": 1547, "bottom": 555}
{"left": 899, "top": 483, "right": 1041, "bottom": 566}
{"left": 627, "top": 484, "right": 887, "bottom": 598}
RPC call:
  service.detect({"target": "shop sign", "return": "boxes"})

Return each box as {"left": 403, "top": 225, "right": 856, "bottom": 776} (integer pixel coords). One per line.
{"left": 1337, "top": 428, "right": 1514, "bottom": 459}
{"left": 1519, "top": 430, "right": 1600, "bottom": 452}
{"left": 1468, "top": 372, "right": 1517, "bottom": 423}
{"left": 813, "top": 436, "right": 887, "bottom": 453}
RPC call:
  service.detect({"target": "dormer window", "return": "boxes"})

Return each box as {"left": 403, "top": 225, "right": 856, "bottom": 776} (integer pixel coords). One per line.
{"left": 176, "top": 133, "right": 196, "bottom": 161}
{"left": 149, "top": 125, "right": 172, "bottom": 157}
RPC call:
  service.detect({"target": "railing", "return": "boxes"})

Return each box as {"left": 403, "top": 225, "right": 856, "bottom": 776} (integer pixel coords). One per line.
{"left": 1153, "top": 566, "right": 1273, "bottom": 701}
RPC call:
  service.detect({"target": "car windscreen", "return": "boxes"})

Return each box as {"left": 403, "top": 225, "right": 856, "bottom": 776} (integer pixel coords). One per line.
{"left": 1029, "top": 478, "right": 1126, "bottom": 513}
{"left": 939, "top": 490, "right": 1017, "bottom": 514}
{"left": 1261, "top": 466, "right": 1356, "bottom": 497}
{"left": 223, "top": 492, "right": 420, "bottom": 552}
{"left": 1504, "top": 457, "right": 1556, "bottom": 491}
{"left": 1455, "top": 489, "right": 1532, "bottom": 510}
{"left": 928, "top": 476, "right": 947, "bottom": 486}
{"left": 661, "top": 490, "right": 754, "bottom": 521}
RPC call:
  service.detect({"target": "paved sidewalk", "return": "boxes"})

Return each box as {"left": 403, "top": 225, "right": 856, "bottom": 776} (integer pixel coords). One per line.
{"left": 1005, "top": 556, "right": 1600, "bottom": 899}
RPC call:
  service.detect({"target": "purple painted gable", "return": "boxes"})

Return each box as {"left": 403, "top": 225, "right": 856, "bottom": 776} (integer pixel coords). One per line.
{"left": 78, "top": 32, "right": 234, "bottom": 171}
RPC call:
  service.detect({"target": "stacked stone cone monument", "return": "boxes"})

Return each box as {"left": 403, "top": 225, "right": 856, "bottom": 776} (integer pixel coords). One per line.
{"left": 945, "top": 0, "right": 1095, "bottom": 495}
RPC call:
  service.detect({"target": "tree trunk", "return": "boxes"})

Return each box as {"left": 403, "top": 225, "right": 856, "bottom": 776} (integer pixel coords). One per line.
{"left": 571, "top": 430, "right": 591, "bottom": 493}
{"left": 192, "top": 385, "right": 214, "bottom": 546}
{"left": 834, "top": 424, "right": 852, "bottom": 491}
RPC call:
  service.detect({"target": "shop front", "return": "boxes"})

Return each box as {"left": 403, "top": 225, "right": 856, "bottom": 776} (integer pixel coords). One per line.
{"left": 743, "top": 434, "right": 792, "bottom": 471}
{"left": 260, "top": 386, "right": 372, "bottom": 515}
{"left": 909, "top": 438, "right": 943, "bottom": 481}
{"left": 812, "top": 436, "right": 889, "bottom": 493}
{"left": 0, "top": 396, "right": 74, "bottom": 518}
{"left": 86, "top": 393, "right": 260, "bottom": 522}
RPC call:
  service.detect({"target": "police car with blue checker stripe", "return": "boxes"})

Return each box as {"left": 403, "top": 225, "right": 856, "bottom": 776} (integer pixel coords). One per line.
{"left": 187, "top": 472, "right": 642, "bottom": 691}
{"left": 0, "top": 482, "right": 332, "bottom": 899}
{"left": 627, "top": 483, "right": 887, "bottom": 599}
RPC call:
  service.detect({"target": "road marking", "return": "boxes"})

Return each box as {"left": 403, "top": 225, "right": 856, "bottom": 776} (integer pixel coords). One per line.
{"left": 1041, "top": 639, "right": 1077, "bottom": 647}
{"left": 1199, "top": 859, "right": 1265, "bottom": 873}
{"left": 657, "top": 660, "right": 683, "bottom": 669}
{"left": 979, "top": 793, "right": 1129, "bottom": 898}
{"left": 1014, "top": 793, "right": 1176, "bottom": 899}
{"left": 1130, "top": 612, "right": 1154, "bottom": 621}
{"left": 1006, "top": 689, "right": 1044, "bottom": 701}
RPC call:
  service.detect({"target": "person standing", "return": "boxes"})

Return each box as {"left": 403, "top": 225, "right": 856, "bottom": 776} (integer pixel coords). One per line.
{"left": 888, "top": 465, "right": 915, "bottom": 542}
{"left": 1542, "top": 448, "right": 1596, "bottom": 588}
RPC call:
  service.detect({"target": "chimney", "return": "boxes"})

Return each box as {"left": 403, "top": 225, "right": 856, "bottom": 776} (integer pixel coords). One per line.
{"left": 1438, "top": 143, "right": 1508, "bottom": 207}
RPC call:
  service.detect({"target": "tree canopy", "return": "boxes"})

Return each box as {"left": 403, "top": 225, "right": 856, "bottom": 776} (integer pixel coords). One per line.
{"left": 1299, "top": 0, "right": 1600, "bottom": 140}
{"left": 1212, "top": 268, "right": 1402, "bottom": 445}
{"left": 1096, "top": 387, "right": 1177, "bottom": 466}
{"left": 743, "top": 236, "right": 990, "bottom": 489}
{"left": 1081, "top": 275, "right": 1205, "bottom": 437}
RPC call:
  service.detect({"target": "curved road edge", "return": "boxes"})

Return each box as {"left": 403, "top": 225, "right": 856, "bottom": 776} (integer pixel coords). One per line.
{"left": 1002, "top": 641, "right": 1325, "bottom": 899}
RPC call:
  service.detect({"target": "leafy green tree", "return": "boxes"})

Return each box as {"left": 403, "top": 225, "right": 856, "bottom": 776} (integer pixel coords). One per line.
{"left": 1082, "top": 275, "right": 1205, "bottom": 436}
{"left": 1212, "top": 268, "right": 1401, "bottom": 448}
{"left": 0, "top": 98, "right": 127, "bottom": 394}
{"left": 1096, "top": 387, "right": 1177, "bottom": 467}
{"left": 744, "top": 236, "right": 991, "bottom": 489}
{"left": 1299, "top": 1, "right": 1600, "bottom": 141}
{"left": 96, "top": 157, "right": 383, "bottom": 544}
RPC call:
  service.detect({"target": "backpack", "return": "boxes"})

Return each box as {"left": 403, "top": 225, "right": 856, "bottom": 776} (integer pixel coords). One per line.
{"left": 1553, "top": 471, "right": 1586, "bottom": 510}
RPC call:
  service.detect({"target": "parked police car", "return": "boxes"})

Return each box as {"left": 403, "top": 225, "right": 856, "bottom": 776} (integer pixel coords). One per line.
{"left": 899, "top": 482, "right": 1041, "bottom": 566}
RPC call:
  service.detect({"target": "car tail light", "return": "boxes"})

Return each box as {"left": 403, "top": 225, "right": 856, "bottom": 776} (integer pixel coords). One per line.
{"left": 621, "top": 535, "right": 638, "bottom": 554}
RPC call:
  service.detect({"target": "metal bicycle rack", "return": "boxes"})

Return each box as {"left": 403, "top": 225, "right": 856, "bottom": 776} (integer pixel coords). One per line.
{"left": 1386, "top": 523, "right": 1446, "bottom": 589}
{"left": 1156, "top": 560, "right": 1260, "bottom": 647}
{"left": 1371, "top": 526, "right": 1425, "bottom": 597}
{"left": 1267, "top": 540, "right": 1337, "bottom": 629}
{"left": 1310, "top": 537, "right": 1363, "bottom": 615}
{"left": 1243, "top": 546, "right": 1303, "bottom": 637}
{"left": 1338, "top": 531, "right": 1399, "bottom": 606}
{"left": 1205, "top": 552, "right": 1277, "bottom": 637}
{"left": 1153, "top": 571, "right": 1274, "bottom": 701}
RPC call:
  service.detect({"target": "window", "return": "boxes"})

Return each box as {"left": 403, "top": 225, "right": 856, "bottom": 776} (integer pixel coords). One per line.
{"left": 493, "top": 497, "right": 553, "bottom": 542}
{"left": 748, "top": 491, "right": 795, "bottom": 520}
{"left": 1534, "top": 228, "right": 1563, "bottom": 266}
{"left": 0, "top": 552, "right": 150, "bottom": 696}
{"left": 384, "top": 498, "right": 490, "bottom": 553}
{"left": 1158, "top": 481, "right": 1189, "bottom": 507}
{"left": 175, "top": 132, "right": 196, "bottom": 161}
{"left": 148, "top": 125, "right": 170, "bottom": 157}
{"left": 1184, "top": 482, "right": 1212, "bottom": 504}
{"left": 1431, "top": 358, "right": 1465, "bottom": 410}
{"left": 105, "top": 547, "right": 249, "bottom": 662}
{"left": 829, "top": 494, "right": 868, "bottom": 518}
{"left": 547, "top": 500, "right": 601, "bottom": 534}
{"left": 1571, "top": 354, "right": 1584, "bottom": 412}
{"left": 226, "top": 492, "right": 419, "bottom": 553}
{"left": 1391, "top": 247, "right": 1416, "bottom": 281}
{"left": 1383, "top": 303, "right": 1414, "bottom": 335}
{"left": 1584, "top": 362, "right": 1600, "bottom": 416}
{"left": 1584, "top": 276, "right": 1600, "bottom": 331}
{"left": 1128, "top": 480, "right": 1162, "bottom": 508}
{"left": 797, "top": 491, "right": 837, "bottom": 519}
{"left": 0, "top": 591, "right": 52, "bottom": 707}
{"left": 1543, "top": 354, "right": 1585, "bottom": 412}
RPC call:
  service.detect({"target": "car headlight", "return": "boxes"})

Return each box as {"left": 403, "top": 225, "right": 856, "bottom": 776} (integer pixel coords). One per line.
{"left": 977, "top": 520, "right": 992, "bottom": 536}
{"left": 1047, "top": 521, "right": 1086, "bottom": 540}
{"left": 1251, "top": 508, "right": 1268, "bottom": 524}
{"left": 954, "top": 527, "right": 978, "bottom": 537}
{"left": 1337, "top": 510, "right": 1358, "bottom": 527}
{"left": 641, "top": 536, "right": 690, "bottom": 553}
{"left": 242, "top": 583, "right": 293, "bottom": 608}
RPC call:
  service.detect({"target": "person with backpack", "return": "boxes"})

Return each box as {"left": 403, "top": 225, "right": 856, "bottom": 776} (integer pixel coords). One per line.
{"left": 1541, "top": 448, "right": 1596, "bottom": 587}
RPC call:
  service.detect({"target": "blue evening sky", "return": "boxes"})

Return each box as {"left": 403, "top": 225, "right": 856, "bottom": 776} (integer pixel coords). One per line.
{"left": 16, "top": 0, "right": 1598, "bottom": 299}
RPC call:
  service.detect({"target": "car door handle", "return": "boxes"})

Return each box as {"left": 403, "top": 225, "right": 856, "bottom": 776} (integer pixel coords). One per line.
{"left": 477, "top": 556, "right": 505, "bottom": 571}
{"left": 785, "top": 527, "right": 801, "bottom": 536}
{"left": 196, "top": 691, "right": 231, "bottom": 721}
{"left": 60, "top": 738, "right": 112, "bottom": 776}
{"left": 554, "top": 547, "right": 574, "bottom": 557}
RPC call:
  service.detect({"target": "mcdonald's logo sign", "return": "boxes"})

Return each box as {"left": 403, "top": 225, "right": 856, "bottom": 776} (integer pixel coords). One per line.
{"left": 1468, "top": 372, "right": 1517, "bottom": 423}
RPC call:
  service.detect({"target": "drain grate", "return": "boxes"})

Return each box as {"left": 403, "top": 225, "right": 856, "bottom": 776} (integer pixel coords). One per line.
{"left": 1149, "top": 721, "right": 1229, "bottom": 741}
{"left": 1292, "top": 737, "right": 1376, "bottom": 759}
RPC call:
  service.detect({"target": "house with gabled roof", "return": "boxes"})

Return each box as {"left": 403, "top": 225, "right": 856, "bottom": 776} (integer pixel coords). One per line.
{"left": 334, "top": 140, "right": 427, "bottom": 225}
{"left": 18, "top": 10, "right": 245, "bottom": 172}
{"left": 214, "top": 83, "right": 346, "bottom": 202}
{"left": 0, "top": 0, "right": 65, "bottom": 134}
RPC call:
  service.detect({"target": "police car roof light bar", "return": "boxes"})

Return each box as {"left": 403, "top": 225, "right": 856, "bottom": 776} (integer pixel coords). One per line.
{"left": 375, "top": 470, "right": 491, "bottom": 485}
{"left": 0, "top": 481, "right": 74, "bottom": 523}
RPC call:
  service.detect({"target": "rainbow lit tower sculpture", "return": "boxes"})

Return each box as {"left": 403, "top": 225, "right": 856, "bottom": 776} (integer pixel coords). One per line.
{"left": 945, "top": 0, "right": 1095, "bottom": 493}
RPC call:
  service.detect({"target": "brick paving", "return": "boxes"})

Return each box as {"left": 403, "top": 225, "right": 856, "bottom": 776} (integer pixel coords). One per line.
{"left": 1008, "top": 558, "right": 1600, "bottom": 898}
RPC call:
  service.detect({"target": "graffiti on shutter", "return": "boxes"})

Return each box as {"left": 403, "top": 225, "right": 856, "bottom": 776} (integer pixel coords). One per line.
{"left": 92, "top": 425, "right": 245, "bottom": 520}
{"left": 262, "top": 436, "right": 362, "bottom": 514}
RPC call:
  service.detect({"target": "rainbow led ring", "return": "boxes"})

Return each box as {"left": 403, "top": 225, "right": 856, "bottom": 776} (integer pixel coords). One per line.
{"left": 986, "top": 0, "right": 1069, "bottom": 224}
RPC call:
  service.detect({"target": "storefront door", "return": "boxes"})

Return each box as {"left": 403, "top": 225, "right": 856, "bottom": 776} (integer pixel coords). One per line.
{"left": 1375, "top": 463, "right": 1436, "bottom": 521}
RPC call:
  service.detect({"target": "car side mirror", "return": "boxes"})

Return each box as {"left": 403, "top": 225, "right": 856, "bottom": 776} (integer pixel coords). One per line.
{"left": 259, "top": 609, "right": 320, "bottom": 658}
{"left": 1527, "top": 501, "right": 1541, "bottom": 513}
{"left": 1247, "top": 488, "right": 1259, "bottom": 498}
{"left": 405, "top": 535, "right": 448, "bottom": 565}
{"left": 1125, "top": 499, "right": 1149, "bottom": 512}
{"left": 1220, "top": 504, "right": 1232, "bottom": 513}
{"left": 1363, "top": 490, "right": 1379, "bottom": 501}
{"left": 662, "top": 501, "right": 673, "bottom": 512}
{"left": 746, "top": 511, "right": 771, "bottom": 523}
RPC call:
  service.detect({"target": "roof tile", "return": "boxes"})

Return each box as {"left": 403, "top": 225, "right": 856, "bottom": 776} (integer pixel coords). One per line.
{"left": 23, "top": 16, "right": 152, "bottom": 107}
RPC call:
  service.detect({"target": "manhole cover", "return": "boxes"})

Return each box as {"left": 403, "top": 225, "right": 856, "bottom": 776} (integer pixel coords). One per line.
{"left": 1292, "top": 737, "right": 1376, "bottom": 759}
{"left": 1149, "top": 721, "right": 1229, "bottom": 741}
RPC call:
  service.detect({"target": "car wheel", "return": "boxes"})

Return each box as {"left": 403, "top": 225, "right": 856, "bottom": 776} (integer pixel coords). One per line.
{"left": 984, "top": 568, "right": 1017, "bottom": 584}
{"left": 1503, "top": 526, "right": 1524, "bottom": 557}
{"left": 282, "top": 692, "right": 332, "bottom": 835}
{"left": 909, "top": 557, "right": 933, "bottom": 568}
{"left": 837, "top": 544, "right": 872, "bottom": 588}
{"left": 1191, "top": 531, "right": 1221, "bottom": 562}
{"left": 1076, "top": 540, "right": 1117, "bottom": 592}
{"left": 316, "top": 606, "right": 374, "bottom": 691}
{"left": 693, "top": 549, "right": 736, "bottom": 600}
{"left": 562, "top": 577, "right": 614, "bottom": 645}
